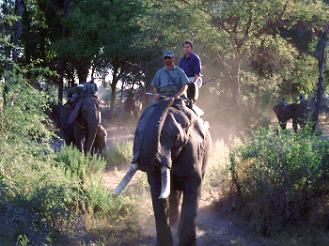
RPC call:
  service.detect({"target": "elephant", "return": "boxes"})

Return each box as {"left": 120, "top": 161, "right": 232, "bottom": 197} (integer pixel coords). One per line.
{"left": 272, "top": 100, "right": 313, "bottom": 132}
{"left": 124, "top": 92, "right": 143, "bottom": 119}
{"left": 116, "top": 98, "right": 211, "bottom": 246}
{"left": 59, "top": 95, "right": 107, "bottom": 154}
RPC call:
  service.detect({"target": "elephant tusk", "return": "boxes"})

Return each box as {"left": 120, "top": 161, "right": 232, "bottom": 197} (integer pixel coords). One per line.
{"left": 113, "top": 163, "right": 138, "bottom": 196}
{"left": 159, "top": 166, "right": 170, "bottom": 199}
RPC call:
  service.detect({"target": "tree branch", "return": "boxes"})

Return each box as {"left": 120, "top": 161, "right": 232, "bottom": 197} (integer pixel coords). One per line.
{"left": 255, "top": 1, "right": 288, "bottom": 38}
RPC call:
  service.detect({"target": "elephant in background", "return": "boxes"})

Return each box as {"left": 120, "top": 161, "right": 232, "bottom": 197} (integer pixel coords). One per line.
{"left": 124, "top": 92, "right": 143, "bottom": 119}
{"left": 272, "top": 98, "right": 315, "bottom": 132}
{"left": 130, "top": 99, "right": 211, "bottom": 246}
{"left": 60, "top": 95, "right": 107, "bottom": 154}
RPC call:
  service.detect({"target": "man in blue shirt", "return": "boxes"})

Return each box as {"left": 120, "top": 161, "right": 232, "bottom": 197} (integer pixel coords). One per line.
{"left": 152, "top": 51, "right": 189, "bottom": 100}
{"left": 179, "top": 40, "right": 202, "bottom": 87}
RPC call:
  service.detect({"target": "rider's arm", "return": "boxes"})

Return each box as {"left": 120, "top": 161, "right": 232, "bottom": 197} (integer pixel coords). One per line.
{"left": 151, "top": 71, "right": 161, "bottom": 100}
{"left": 174, "top": 84, "right": 188, "bottom": 100}
{"left": 192, "top": 75, "right": 200, "bottom": 83}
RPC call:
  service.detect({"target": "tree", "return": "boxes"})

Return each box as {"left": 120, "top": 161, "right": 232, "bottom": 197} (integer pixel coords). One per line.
{"left": 180, "top": 0, "right": 329, "bottom": 108}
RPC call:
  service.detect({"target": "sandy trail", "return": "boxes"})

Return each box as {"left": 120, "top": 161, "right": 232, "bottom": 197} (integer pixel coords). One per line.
{"left": 103, "top": 168, "right": 262, "bottom": 246}
{"left": 103, "top": 122, "right": 265, "bottom": 245}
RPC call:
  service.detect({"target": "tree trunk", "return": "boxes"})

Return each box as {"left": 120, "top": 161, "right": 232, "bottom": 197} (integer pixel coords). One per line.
{"left": 313, "top": 31, "right": 327, "bottom": 124}
{"left": 58, "top": 0, "right": 69, "bottom": 106}
{"left": 12, "top": 0, "right": 23, "bottom": 61}
{"left": 2, "top": 0, "right": 11, "bottom": 107}
{"left": 75, "top": 59, "right": 90, "bottom": 83}
{"left": 109, "top": 76, "right": 119, "bottom": 120}
{"left": 117, "top": 79, "right": 125, "bottom": 127}
{"left": 231, "top": 57, "right": 241, "bottom": 108}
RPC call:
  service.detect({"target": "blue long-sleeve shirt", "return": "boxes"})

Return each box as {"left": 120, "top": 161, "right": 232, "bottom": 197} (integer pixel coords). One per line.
{"left": 179, "top": 52, "right": 202, "bottom": 78}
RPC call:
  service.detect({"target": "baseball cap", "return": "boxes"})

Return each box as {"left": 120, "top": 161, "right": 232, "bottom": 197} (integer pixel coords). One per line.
{"left": 162, "top": 50, "right": 174, "bottom": 58}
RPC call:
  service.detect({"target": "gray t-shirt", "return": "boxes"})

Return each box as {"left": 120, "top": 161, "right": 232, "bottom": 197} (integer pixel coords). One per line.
{"left": 151, "top": 65, "right": 189, "bottom": 97}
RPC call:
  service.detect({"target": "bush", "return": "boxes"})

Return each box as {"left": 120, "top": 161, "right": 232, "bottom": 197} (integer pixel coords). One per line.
{"left": 0, "top": 67, "right": 137, "bottom": 245}
{"left": 229, "top": 126, "right": 329, "bottom": 235}
{"left": 0, "top": 143, "right": 136, "bottom": 245}
{"left": 0, "top": 67, "right": 51, "bottom": 143}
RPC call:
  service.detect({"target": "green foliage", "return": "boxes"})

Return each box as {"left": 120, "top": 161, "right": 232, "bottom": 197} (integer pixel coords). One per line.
{"left": 230, "top": 127, "right": 329, "bottom": 235}
{"left": 55, "top": 145, "right": 105, "bottom": 178}
{"left": 0, "top": 65, "right": 136, "bottom": 244}
{"left": 103, "top": 140, "right": 133, "bottom": 168}
{"left": 0, "top": 67, "right": 51, "bottom": 143}
{"left": 0, "top": 142, "right": 136, "bottom": 244}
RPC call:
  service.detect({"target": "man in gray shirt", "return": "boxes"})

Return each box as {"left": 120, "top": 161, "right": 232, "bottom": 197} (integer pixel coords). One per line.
{"left": 152, "top": 51, "right": 190, "bottom": 100}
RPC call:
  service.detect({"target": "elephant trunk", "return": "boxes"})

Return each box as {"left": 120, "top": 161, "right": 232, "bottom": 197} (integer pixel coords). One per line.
{"left": 159, "top": 166, "right": 170, "bottom": 199}
{"left": 113, "top": 163, "right": 138, "bottom": 196}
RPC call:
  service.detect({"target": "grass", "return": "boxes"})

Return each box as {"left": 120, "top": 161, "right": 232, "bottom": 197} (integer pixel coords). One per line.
{"left": 202, "top": 139, "right": 232, "bottom": 200}
{"left": 0, "top": 142, "right": 141, "bottom": 245}
{"left": 103, "top": 140, "right": 133, "bottom": 169}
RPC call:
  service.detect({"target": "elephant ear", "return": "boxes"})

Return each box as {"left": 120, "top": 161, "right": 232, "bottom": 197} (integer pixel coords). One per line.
{"left": 132, "top": 99, "right": 174, "bottom": 171}
{"left": 68, "top": 100, "right": 83, "bottom": 125}
{"left": 157, "top": 107, "right": 191, "bottom": 167}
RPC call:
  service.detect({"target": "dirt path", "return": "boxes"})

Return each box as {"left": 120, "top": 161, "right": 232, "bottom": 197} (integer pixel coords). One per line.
{"left": 101, "top": 114, "right": 329, "bottom": 246}
{"left": 103, "top": 169, "right": 263, "bottom": 246}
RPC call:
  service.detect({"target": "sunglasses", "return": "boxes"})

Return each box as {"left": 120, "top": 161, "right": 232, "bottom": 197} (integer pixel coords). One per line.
{"left": 163, "top": 56, "right": 173, "bottom": 60}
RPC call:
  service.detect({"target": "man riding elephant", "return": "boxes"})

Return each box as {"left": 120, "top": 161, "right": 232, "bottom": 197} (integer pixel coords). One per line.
{"left": 179, "top": 40, "right": 203, "bottom": 103}
{"left": 60, "top": 81, "right": 107, "bottom": 154}
{"left": 152, "top": 50, "right": 189, "bottom": 101}
{"left": 179, "top": 40, "right": 202, "bottom": 87}
{"left": 114, "top": 54, "right": 211, "bottom": 245}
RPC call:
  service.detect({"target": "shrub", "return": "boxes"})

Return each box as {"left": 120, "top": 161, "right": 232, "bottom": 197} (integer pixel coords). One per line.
{"left": 0, "top": 142, "right": 137, "bottom": 245}
{"left": 0, "top": 67, "right": 51, "bottom": 143}
{"left": 229, "top": 126, "right": 329, "bottom": 235}
{"left": 0, "top": 67, "right": 137, "bottom": 245}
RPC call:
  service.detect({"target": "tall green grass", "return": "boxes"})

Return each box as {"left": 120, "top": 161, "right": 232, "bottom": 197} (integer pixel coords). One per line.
{"left": 0, "top": 143, "right": 138, "bottom": 245}
{"left": 103, "top": 141, "right": 133, "bottom": 169}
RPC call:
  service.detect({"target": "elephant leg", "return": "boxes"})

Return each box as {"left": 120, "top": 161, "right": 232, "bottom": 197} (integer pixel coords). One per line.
{"left": 292, "top": 119, "right": 298, "bottom": 132}
{"left": 279, "top": 121, "right": 287, "bottom": 130}
{"left": 178, "top": 175, "right": 201, "bottom": 246}
{"left": 147, "top": 171, "right": 173, "bottom": 246}
{"left": 94, "top": 125, "right": 107, "bottom": 154}
{"left": 74, "top": 124, "right": 84, "bottom": 152}
{"left": 168, "top": 178, "right": 182, "bottom": 227}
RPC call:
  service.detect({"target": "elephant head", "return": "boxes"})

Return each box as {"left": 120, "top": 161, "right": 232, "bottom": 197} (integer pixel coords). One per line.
{"left": 115, "top": 99, "right": 210, "bottom": 198}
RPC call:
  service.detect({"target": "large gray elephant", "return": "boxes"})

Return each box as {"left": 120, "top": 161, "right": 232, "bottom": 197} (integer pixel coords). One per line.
{"left": 116, "top": 98, "right": 211, "bottom": 246}
{"left": 60, "top": 95, "right": 107, "bottom": 154}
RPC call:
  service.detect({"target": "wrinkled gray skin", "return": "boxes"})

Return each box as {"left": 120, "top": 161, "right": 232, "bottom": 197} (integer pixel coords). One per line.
{"left": 132, "top": 99, "right": 211, "bottom": 246}
{"left": 60, "top": 96, "right": 106, "bottom": 154}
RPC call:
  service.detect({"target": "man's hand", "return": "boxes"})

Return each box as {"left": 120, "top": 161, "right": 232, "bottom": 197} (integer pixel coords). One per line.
{"left": 174, "top": 94, "right": 180, "bottom": 100}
